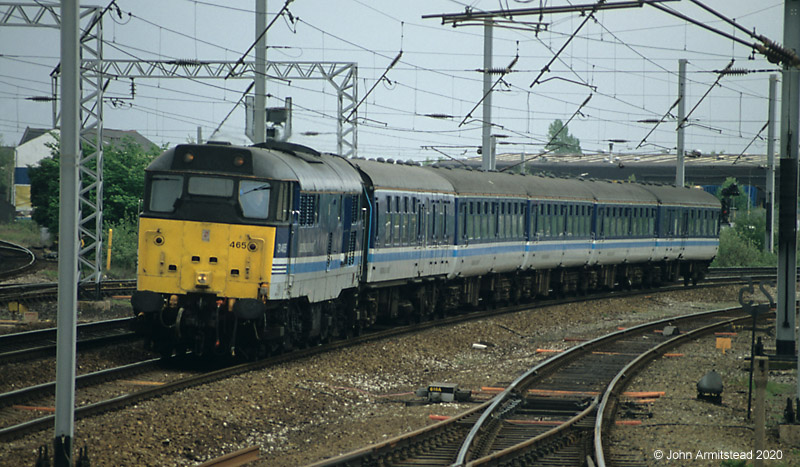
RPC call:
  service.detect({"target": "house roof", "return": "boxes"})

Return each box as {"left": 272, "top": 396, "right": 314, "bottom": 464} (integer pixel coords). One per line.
{"left": 18, "top": 128, "right": 52, "bottom": 146}
{"left": 18, "top": 127, "right": 157, "bottom": 149}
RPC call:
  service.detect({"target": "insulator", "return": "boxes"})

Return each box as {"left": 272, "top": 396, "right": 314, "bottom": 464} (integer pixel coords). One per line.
{"left": 168, "top": 59, "right": 206, "bottom": 67}
{"left": 759, "top": 38, "right": 800, "bottom": 67}
{"left": 718, "top": 68, "right": 749, "bottom": 76}
{"left": 25, "top": 96, "right": 55, "bottom": 102}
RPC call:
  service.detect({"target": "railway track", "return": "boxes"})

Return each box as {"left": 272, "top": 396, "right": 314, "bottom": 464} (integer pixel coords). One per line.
{"left": 0, "top": 241, "right": 36, "bottom": 281}
{"left": 307, "top": 307, "right": 754, "bottom": 467}
{"left": 0, "top": 275, "right": 768, "bottom": 445}
{"left": 0, "top": 270, "right": 759, "bottom": 366}
{"left": 0, "top": 317, "right": 136, "bottom": 365}
{"left": 0, "top": 279, "right": 135, "bottom": 308}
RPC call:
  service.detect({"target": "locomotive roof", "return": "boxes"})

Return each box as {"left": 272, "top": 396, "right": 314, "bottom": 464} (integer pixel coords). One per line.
{"left": 349, "top": 158, "right": 456, "bottom": 194}
{"left": 147, "top": 142, "right": 363, "bottom": 194}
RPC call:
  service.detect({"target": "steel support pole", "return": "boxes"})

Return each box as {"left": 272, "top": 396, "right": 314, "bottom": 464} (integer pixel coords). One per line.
{"left": 767, "top": 74, "right": 777, "bottom": 253}
{"left": 676, "top": 58, "right": 686, "bottom": 187}
{"left": 777, "top": 0, "right": 800, "bottom": 359}
{"left": 254, "top": 0, "right": 267, "bottom": 143}
{"left": 481, "top": 19, "right": 494, "bottom": 171}
{"left": 54, "top": 0, "right": 80, "bottom": 465}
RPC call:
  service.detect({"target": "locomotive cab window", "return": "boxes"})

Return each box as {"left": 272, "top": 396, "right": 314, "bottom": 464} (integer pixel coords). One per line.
{"left": 188, "top": 176, "right": 234, "bottom": 197}
{"left": 239, "top": 181, "right": 270, "bottom": 219}
{"left": 149, "top": 174, "right": 183, "bottom": 212}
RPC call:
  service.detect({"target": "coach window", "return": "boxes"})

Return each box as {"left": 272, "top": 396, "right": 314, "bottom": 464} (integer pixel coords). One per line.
{"left": 649, "top": 208, "right": 656, "bottom": 235}
{"left": 641, "top": 208, "right": 647, "bottom": 236}
{"left": 621, "top": 207, "right": 626, "bottom": 236}
{"left": 472, "top": 201, "right": 477, "bottom": 239}
{"left": 460, "top": 204, "right": 467, "bottom": 240}
{"left": 552, "top": 204, "right": 559, "bottom": 237}
{"left": 608, "top": 207, "right": 615, "bottom": 237}
{"left": 623, "top": 208, "right": 630, "bottom": 236}
{"left": 583, "top": 205, "right": 591, "bottom": 237}
{"left": 410, "top": 198, "right": 418, "bottom": 242}
{"left": 608, "top": 208, "right": 615, "bottom": 237}
{"left": 383, "top": 196, "right": 391, "bottom": 246}
{"left": 541, "top": 204, "right": 549, "bottom": 237}
{"left": 584, "top": 205, "right": 590, "bottom": 237}
{"left": 149, "top": 174, "right": 183, "bottom": 212}
{"left": 469, "top": 202, "right": 475, "bottom": 240}
{"left": 636, "top": 208, "right": 643, "bottom": 236}
{"left": 490, "top": 202, "right": 497, "bottom": 238}
{"left": 599, "top": 207, "right": 605, "bottom": 237}
{"left": 564, "top": 205, "right": 572, "bottom": 237}
{"left": 509, "top": 202, "right": 515, "bottom": 238}
{"left": 612, "top": 207, "right": 619, "bottom": 237}
{"left": 393, "top": 196, "right": 401, "bottom": 246}
{"left": 473, "top": 202, "right": 479, "bottom": 240}
{"left": 700, "top": 210, "right": 706, "bottom": 236}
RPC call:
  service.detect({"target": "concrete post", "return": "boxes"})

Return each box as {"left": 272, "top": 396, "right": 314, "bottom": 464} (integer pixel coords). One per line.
{"left": 254, "top": 0, "right": 267, "bottom": 143}
{"left": 754, "top": 356, "right": 769, "bottom": 467}
{"left": 54, "top": 0, "right": 81, "bottom": 464}
{"left": 481, "top": 19, "right": 493, "bottom": 172}
{"left": 676, "top": 59, "right": 686, "bottom": 187}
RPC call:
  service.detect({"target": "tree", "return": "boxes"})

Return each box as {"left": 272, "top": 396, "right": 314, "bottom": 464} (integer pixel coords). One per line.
{"left": 28, "top": 137, "right": 160, "bottom": 236}
{"left": 546, "top": 119, "right": 582, "bottom": 155}
{"left": 28, "top": 142, "right": 60, "bottom": 234}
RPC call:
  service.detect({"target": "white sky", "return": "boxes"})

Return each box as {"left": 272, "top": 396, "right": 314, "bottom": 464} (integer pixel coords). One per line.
{"left": 0, "top": 0, "right": 786, "bottom": 162}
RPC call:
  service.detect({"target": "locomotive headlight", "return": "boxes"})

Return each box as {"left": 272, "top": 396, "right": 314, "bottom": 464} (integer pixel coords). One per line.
{"left": 196, "top": 272, "right": 212, "bottom": 288}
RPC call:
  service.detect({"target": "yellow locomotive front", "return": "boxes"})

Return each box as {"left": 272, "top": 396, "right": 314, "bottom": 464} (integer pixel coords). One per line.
{"left": 132, "top": 143, "right": 291, "bottom": 358}
{"left": 137, "top": 218, "right": 275, "bottom": 301}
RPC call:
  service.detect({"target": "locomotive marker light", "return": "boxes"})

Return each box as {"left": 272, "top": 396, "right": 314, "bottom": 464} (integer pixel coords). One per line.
{"left": 196, "top": 272, "right": 211, "bottom": 288}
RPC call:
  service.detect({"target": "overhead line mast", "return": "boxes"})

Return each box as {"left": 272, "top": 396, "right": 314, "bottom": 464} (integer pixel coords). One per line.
{"left": 423, "top": 0, "right": 678, "bottom": 172}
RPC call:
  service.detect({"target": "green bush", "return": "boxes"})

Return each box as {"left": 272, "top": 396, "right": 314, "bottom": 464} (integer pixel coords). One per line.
{"left": 712, "top": 225, "right": 776, "bottom": 267}
{"left": 104, "top": 219, "right": 139, "bottom": 278}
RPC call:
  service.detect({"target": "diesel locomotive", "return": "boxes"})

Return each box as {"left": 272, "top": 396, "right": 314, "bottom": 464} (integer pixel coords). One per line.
{"left": 131, "top": 140, "right": 720, "bottom": 358}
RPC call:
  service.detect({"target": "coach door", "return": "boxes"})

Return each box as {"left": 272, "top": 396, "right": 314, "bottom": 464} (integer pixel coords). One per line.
{"left": 678, "top": 208, "right": 689, "bottom": 257}
{"left": 415, "top": 198, "right": 425, "bottom": 277}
